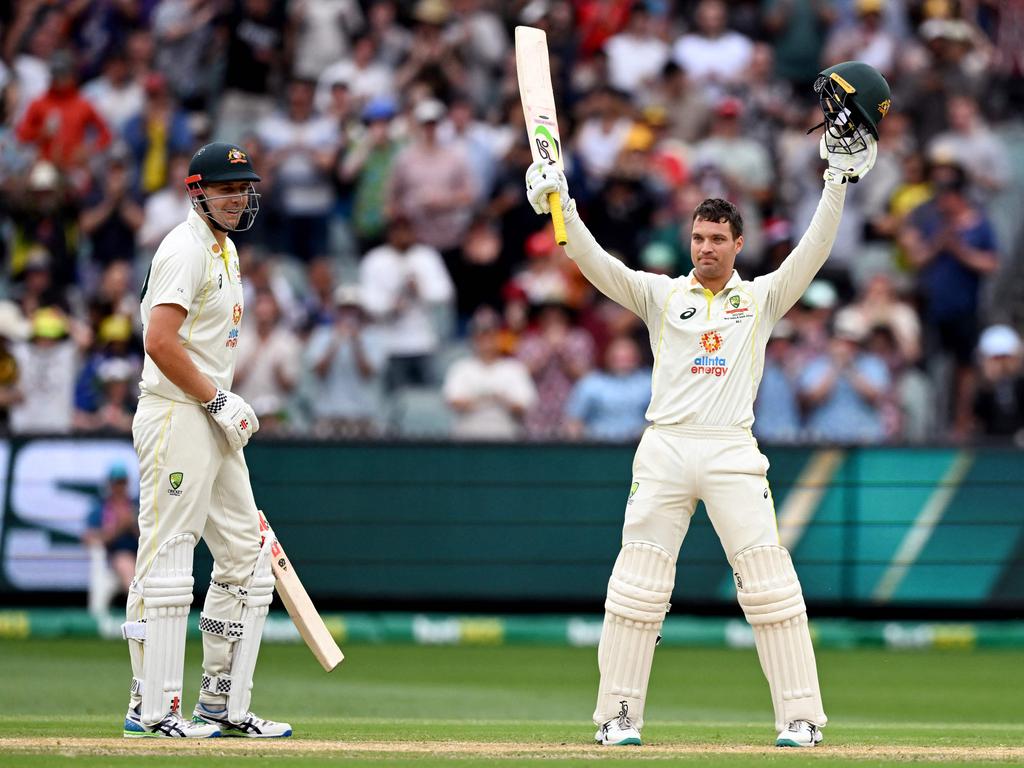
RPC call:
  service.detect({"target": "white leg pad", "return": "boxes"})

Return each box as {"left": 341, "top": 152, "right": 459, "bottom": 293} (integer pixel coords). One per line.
{"left": 199, "top": 534, "right": 275, "bottom": 724}
{"left": 593, "top": 542, "right": 675, "bottom": 730}
{"left": 734, "top": 544, "right": 826, "bottom": 731}
{"left": 122, "top": 533, "right": 195, "bottom": 726}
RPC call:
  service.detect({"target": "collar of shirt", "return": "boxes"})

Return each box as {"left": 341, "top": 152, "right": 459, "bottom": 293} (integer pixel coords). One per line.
{"left": 684, "top": 269, "right": 742, "bottom": 295}
{"left": 187, "top": 209, "right": 231, "bottom": 273}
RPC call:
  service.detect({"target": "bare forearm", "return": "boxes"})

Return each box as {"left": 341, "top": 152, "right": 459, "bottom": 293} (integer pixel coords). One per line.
{"left": 147, "top": 337, "right": 217, "bottom": 402}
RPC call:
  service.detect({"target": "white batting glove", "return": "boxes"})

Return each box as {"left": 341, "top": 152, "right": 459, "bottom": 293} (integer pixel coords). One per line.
{"left": 203, "top": 389, "right": 259, "bottom": 450}
{"left": 525, "top": 161, "right": 576, "bottom": 220}
{"left": 820, "top": 133, "right": 877, "bottom": 185}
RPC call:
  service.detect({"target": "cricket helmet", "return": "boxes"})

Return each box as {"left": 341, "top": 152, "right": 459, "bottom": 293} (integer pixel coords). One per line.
{"left": 185, "top": 142, "right": 261, "bottom": 232}
{"left": 813, "top": 61, "right": 891, "bottom": 154}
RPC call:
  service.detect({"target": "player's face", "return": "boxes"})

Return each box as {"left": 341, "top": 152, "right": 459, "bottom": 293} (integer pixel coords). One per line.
{"left": 204, "top": 181, "right": 251, "bottom": 229}
{"left": 690, "top": 218, "right": 743, "bottom": 285}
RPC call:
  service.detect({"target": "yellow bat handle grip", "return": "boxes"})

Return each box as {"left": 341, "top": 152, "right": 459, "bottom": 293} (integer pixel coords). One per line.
{"left": 548, "top": 192, "right": 567, "bottom": 246}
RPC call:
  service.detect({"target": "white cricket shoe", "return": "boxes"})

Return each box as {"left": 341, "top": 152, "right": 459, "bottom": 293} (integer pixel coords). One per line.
{"left": 595, "top": 700, "right": 642, "bottom": 746}
{"left": 123, "top": 706, "right": 221, "bottom": 738}
{"left": 776, "top": 720, "right": 823, "bottom": 747}
{"left": 193, "top": 703, "right": 293, "bottom": 738}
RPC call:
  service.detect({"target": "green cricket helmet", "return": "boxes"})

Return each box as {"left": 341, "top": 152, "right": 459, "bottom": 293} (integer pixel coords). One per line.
{"left": 813, "top": 61, "right": 891, "bottom": 154}
{"left": 185, "top": 142, "right": 261, "bottom": 232}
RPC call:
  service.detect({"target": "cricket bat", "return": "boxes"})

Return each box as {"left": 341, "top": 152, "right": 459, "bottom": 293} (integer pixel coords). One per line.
{"left": 515, "top": 25, "right": 568, "bottom": 246}
{"left": 258, "top": 510, "right": 344, "bottom": 671}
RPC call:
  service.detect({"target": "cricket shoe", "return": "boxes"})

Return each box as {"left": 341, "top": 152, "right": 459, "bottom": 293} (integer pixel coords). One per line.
{"left": 595, "top": 701, "right": 642, "bottom": 746}
{"left": 123, "top": 706, "right": 221, "bottom": 738}
{"left": 193, "top": 702, "right": 293, "bottom": 738}
{"left": 776, "top": 720, "right": 823, "bottom": 747}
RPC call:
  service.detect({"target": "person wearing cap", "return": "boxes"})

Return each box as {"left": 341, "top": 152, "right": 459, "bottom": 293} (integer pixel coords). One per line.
{"left": 525, "top": 64, "right": 881, "bottom": 747}
{"left": 82, "top": 463, "right": 140, "bottom": 611}
{"left": 972, "top": 325, "right": 1024, "bottom": 441}
{"left": 10, "top": 307, "right": 78, "bottom": 435}
{"left": 385, "top": 97, "right": 476, "bottom": 257}
{"left": 340, "top": 95, "right": 401, "bottom": 251}
{"left": 124, "top": 142, "right": 291, "bottom": 738}
{"left": 304, "top": 284, "right": 389, "bottom": 437}
{"left": 797, "top": 313, "right": 891, "bottom": 443}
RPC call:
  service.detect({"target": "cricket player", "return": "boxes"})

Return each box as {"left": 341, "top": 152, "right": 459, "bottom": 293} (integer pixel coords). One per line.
{"left": 121, "top": 142, "right": 291, "bottom": 738}
{"left": 526, "top": 63, "right": 888, "bottom": 748}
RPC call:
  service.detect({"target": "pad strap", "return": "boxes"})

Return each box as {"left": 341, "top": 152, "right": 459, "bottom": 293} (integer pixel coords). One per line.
{"left": 199, "top": 612, "right": 245, "bottom": 641}
{"left": 122, "top": 619, "right": 147, "bottom": 641}
{"left": 201, "top": 673, "right": 233, "bottom": 695}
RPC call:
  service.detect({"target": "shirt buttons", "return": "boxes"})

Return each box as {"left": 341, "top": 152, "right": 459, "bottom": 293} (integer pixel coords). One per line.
{"left": 212, "top": 244, "right": 221, "bottom": 253}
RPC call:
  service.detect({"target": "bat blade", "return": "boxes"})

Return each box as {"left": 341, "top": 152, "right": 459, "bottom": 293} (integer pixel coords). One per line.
{"left": 259, "top": 510, "right": 344, "bottom": 672}
{"left": 515, "top": 25, "right": 567, "bottom": 245}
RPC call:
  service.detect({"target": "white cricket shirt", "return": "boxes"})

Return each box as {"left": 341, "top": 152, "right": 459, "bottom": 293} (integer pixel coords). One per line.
{"left": 564, "top": 182, "right": 847, "bottom": 428}
{"left": 139, "top": 209, "right": 244, "bottom": 402}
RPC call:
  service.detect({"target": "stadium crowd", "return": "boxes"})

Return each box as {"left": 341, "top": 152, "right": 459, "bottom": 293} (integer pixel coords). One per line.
{"left": 0, "top": 0, "right": 1022, "bottom": 444}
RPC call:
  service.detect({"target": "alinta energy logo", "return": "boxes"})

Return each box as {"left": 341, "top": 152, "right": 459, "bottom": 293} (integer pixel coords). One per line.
{"left": 693, "top": 330, "right": 728, "bottom": 377}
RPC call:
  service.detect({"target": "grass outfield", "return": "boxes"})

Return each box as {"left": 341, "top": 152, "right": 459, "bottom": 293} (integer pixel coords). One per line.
{"left": 1, "top": 638, "right": 1022, "bottom": 766}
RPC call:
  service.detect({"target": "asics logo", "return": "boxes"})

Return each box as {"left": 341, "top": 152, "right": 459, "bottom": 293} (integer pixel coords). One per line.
{"left": 680, "top": 307, "right": 697, "bottom": 320}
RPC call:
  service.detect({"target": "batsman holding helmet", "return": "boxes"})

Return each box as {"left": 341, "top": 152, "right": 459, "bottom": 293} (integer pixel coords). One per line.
{"left": 122, "top": 142, "right": 291, "bottom": 738}
{"left": 526, "top": 63, "right": 889, "bottom": 748}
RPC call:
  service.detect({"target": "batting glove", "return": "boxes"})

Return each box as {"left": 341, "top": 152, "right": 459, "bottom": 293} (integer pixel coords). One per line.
{"left": 203, "top": 389, "right": 259, "bottom": 450}
{"left": 820, "top": 133, "right": 877, "bottom": 184}
{"left": 525, "top": 162, "right": 577, "bottom": 220}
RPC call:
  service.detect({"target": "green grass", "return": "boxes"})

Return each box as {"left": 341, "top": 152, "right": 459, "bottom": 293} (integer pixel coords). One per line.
{"left": 0, "top": 638, "right": 1022, "bottom": 766}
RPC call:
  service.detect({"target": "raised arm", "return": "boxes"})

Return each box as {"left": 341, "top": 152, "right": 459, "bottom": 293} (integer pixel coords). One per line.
{"left": 525, "top": 163, "right": 652, "bottom": 319}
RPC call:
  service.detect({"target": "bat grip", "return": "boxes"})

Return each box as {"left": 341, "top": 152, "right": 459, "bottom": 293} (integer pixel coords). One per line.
{"left": 548, "top": 192, "right": 567, "bottom": 246}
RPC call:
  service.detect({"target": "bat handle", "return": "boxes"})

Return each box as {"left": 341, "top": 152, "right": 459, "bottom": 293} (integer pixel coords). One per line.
{"left": 548, "top": 192, "right": 567, "bottom": 246}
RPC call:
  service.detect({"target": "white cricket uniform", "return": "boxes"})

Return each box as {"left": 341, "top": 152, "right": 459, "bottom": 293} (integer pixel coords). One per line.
{"left": 565, "top": 182, "right": 846, "bottom": 561}
{"left": 131, "top": 209, "right": 259, "bottom": 591}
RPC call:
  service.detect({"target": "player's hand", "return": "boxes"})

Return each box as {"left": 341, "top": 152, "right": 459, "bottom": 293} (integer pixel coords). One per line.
{"left": 525, "top": 162, "right": 575, "bottom": 218}
{"left": 820, "top": 133, "right": 877, "bottom": 185}
{"left": 203, "top": 389, "right": 260, "bottom": 450}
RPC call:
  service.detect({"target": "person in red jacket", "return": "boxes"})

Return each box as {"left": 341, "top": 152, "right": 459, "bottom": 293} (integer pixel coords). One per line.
{"left": 16, "top": 50, "right": 111, "bottom": 173}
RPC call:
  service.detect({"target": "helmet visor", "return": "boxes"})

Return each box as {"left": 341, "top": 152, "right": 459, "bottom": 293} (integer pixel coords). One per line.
{"left": 814, "top": 73, "right": 873, "bottom": 155}
{"left": 186, "top": 178, "right": 261, "bottom": 232}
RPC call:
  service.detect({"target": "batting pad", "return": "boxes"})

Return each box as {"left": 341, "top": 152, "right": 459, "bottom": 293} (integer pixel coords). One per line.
{"left": 733, "top": 545, "right": 826, "bottom": 731}
{"left": 593, "top": 542, "right": 675, "bottom": 729}
{"left": 199, "top": 532, "right": 275, "bottom": 723}
{"left": 122, "top": 533, "right": 196, "bottom": 726}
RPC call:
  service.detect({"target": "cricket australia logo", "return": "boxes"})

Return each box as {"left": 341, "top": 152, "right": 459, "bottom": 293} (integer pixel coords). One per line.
{"left": 168, "top": 471, "right": 184, "bottom": 497}
{"left": 693, "top": 331, "right": 728, "bottom": 377}
{"left": 227, "top": 148, "right": 248, "bottom": 164}
{"left": 877, "top": 98, "right": 891, "bottom": 118}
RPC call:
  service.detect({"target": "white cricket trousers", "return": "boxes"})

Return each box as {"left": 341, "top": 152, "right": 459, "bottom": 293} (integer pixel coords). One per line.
{"left": 130, "top": 395, "right": 261, "bottom": 599}
{"left": 624, "top": 424, "right": 779, "bottom": 558}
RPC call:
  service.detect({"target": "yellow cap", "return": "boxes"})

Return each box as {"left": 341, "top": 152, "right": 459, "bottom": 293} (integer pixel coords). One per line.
{"left": 31, "top": 308, "right": 68, "bottom": 340}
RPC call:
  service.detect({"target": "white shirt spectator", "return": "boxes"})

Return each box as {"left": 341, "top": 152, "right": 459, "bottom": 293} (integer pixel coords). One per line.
{"left": 256, "top": 113, "right": 338, "bottom": 216}
{"left": 82, "top": 75, "right": 144, "bottom": 133}
{"left": 138, "top": 189, "right": 192, "bottom": 250}
{"left": 443, "top": 356, "right": 538, "bottom": 440}
{"left": 304, "top": 323, "right": 388, "bottom": 423}
{"left": 605, "top": 32, "right": 670, "bottom": 92}
{"left": 672, "top": 31, "right": 753, "bottom": 98}
{"left": 233, "top": 325, "right": 301, "bottom": 419}
{"left": 11, "top": 340, "right": 77, "bottom": 434}
{"left": 359, "top": 242, "right": 455, "bottom": 358}
{"left": 290, "top": 0, "right": 364, "bottom": 80}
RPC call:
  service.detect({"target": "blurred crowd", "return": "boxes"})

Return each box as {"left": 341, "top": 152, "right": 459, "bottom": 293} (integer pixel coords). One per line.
{"left": 0, "top": 0, "right": 1022, "bottom": 444}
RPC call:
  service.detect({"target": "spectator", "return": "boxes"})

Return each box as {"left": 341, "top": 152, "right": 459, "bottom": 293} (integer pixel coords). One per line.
{"left": 834, "top": 271, "right": 922, "bottom": 365}
{"left": 762, "top": 0, "right": 833, "bottom": 90}
{"left": 900, "top": 162, "right": 999, "bottom": 436}
{"left": 823, "top": 0, "right": 897, "bottom": 79}
{"left": 386, "top": 98, "right": 476, "bottom": 259}
{"left": 646, "top": 61, "right": 711, "bottom": 146}
{"left": 81, "top": 52, "right": 144, "bottom": 133}
{"left": 574, "top": 87, "right": 634, "bottom": 187}
{"left": 754, "top": 318, "right": 803, "bottom": 443}
{"left": 972, "top": 324, "right": 1024, "bottom": 442}
{"left": 138, "top": 152, "right": 192, "bottom": 250}
{"left": 565, "top": 335, "right": 651, "bottom": 441}
{"left": 74, "top": 313, "right": 140, "bottom": 420}
{"left": 75, "top": 356, "right": 138, "bottom": 434}
{"left": 0, "top": 302, "right": 29, "bottom": 434}
{"left": 16, "top": 50, "right": 111, "bottom": 174}
{"left": 518, "top": 300, "right": 595, "bottom": 439}
{"left": 233, "top": 291, "right": 300, "bottom": 433}
{"left": 10, "top": 308, "right": 79, "bottom": 435}
{"left": 151, "top": 0, "right": 217, "bottom": 110}
{"left": 604, "top": 4, "right": 671, "bottom": 93}
{"left": 360, "top": 215, "right": 455, "bottom": 390}
{"left": 8, "top": 160, "right": 80, "bottom": 289}
{"left": 672, "top": 0, "right": 754, "bottom": 100}
{"left": 304, "top": 284, "right": 388, "bottom": 437}
{"left": 121, "top": 72, "right": 193, "bottom": 196}
{"left": 927, "top": 94, "right": 1010, "bottom": 198}
{"left": 79, "top": 145, "right": 144, "bottom": 269}
{"left": 443, "top": 307, "right": 537, "bottom": 440}
{"left": 82, "top": 462, "right": 139, "bottom": 609}
{"left": 316, "top": 37, "right": 395, "bottom": 114}
{"left": 289, "top": 0, "right": 364, "bottom": 81}
{"left": 257, "top": 78, "right": 338, "bottom": 262}
{"left": 798, "top": 314, "right": 891, "bottom": 443}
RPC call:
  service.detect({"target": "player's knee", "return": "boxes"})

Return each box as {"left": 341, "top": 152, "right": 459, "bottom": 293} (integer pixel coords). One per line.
{"left": 606, "top": 542, "right": 675, "bottom": 625}
{"left": 732, "top": 544, "right": 806, "bottom": 626}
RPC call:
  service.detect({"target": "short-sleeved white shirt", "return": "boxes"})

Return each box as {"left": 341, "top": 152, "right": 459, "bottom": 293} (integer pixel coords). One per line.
{"left": 139, "top": 209, "right": 244, "bottom": 402}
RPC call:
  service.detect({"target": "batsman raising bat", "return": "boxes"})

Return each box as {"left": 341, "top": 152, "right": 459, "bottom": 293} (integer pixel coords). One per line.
{"left": 525, "top": 62, "right": 889, "bottom": 748}
{"left": 121, "top": 142, "right": 291, "bottom": 738}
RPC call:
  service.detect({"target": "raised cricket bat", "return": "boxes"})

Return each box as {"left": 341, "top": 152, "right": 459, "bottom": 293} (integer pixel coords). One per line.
{"left": 258, "top": 510, "right": 344, "bottom": 671}
{"left": 515, "top": 25, "right": 568, "bottom": 246}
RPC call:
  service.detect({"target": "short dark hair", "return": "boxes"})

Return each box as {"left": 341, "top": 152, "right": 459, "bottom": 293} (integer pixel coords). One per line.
{"left": 692, "top": 198, "right": 743, "bottom": 239}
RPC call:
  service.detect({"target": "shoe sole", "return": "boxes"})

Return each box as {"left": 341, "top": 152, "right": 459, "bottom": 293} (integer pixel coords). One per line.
{"left": 776, "top": 739, "right": 820, "bottom": 747}
{"left": 123, "top": 731, "right": 222, "bottom": 739}
{"left": 596, "top": 738, "right": 642, "bottom": 746}
{"left": 218, "top": 729, "right": 293, "bottom": 738}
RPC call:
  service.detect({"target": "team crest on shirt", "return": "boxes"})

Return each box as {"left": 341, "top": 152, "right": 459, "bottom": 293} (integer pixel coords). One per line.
{"left": 168, "top": 471, "right": 184, "bottom": 496}
{"left": 723, "top": 293, "right": 755, "bottom": 321}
